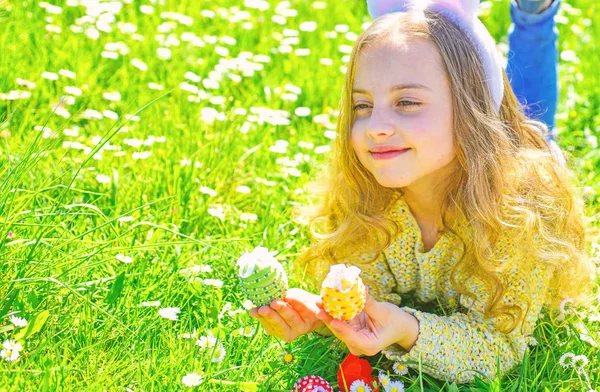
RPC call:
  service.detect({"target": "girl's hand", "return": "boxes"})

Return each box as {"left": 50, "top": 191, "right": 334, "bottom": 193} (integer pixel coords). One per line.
{"left": 248, "top": 288, "right": 330, "bottom": 342}
{"left": 315, "top": 289, "right": 420, "bottom": 356}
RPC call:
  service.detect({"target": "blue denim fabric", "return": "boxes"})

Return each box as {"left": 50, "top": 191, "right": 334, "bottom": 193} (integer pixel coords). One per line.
{"left": 506, "top": 0, "right": 561, "bottom": 140}
{"left": 515, "top": 0, "right": 553, "bottom": 14}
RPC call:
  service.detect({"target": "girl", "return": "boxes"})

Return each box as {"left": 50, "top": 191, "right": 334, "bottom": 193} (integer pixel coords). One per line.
{"left": 249, "top": 0, "right": 597, "bottom": 384}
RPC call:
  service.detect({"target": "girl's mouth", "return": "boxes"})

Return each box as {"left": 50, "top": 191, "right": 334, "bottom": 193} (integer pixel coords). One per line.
{"left": 370, "top": 149, "right": 410, "bottom": 160}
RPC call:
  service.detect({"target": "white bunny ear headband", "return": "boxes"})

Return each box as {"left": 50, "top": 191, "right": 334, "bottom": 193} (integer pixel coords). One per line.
{"left": 366, "top": 0, "right": 504, "bottom": 114}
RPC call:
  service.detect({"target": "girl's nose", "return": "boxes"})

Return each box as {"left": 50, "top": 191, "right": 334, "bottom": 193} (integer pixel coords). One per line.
{"left": 367, "top": 108, "right": 396, "bottom": 138}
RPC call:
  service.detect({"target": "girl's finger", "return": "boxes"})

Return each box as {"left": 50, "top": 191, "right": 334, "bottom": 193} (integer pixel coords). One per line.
{"left": 256, "top": 312, "right": 289, "bottom": 337}
{"left": 258, "top": 305, "right": 292, "bottom": 331}
{"left": 285, "top": 296, "right": 318, "bottom": 316}
{"left": 288, "top": 300, "right": 321, "bottom": 324}
{"left": 316, "top": 309, "right": 355, "bottom": 340}
{"left": 328, "top": 319, "right": 357, "bottom": 342}
{"left": 271, "top": 300, "right": 306, "bottom": 329}
{"left": 315, "top": 307, "right": 336, "bottom": 325}
{"left": 360, "top": 290, "right": 382, "bottom": 320}
{"left": 256, "top": 315, "right": 279, "bottom": 336}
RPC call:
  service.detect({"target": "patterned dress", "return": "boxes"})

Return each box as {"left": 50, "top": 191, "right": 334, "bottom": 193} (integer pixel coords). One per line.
{"left": 343, "top": 193, "right": 554, "bottom": 384}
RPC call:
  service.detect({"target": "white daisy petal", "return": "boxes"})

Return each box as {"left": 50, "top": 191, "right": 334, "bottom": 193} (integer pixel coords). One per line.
{"left": 181, "top": 373, "right": 203, "bottom": 387}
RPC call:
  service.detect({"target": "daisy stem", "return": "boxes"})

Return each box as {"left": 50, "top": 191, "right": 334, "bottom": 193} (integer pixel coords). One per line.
{"left": 276, "top": 339, "right": 286, "bottom": 351}
{"left": 419, "top": 353, "right": 424, "bottom": 392}
{"left": 581, "top": 368, "right": 591, "bottom": 389}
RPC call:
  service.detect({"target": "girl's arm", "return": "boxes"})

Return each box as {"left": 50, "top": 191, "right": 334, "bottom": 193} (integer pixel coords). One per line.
{"left": 319, "top": 239, "right": 554, "bottom": 384}
{"left": 382, "top": 261, "right": 554, "bottom": 384}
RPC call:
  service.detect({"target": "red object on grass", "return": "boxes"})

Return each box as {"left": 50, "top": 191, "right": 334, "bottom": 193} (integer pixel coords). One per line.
{"left": 291, "top": 375, "right": 333, "bottom": 392}
{"left": 337, "top": 353, "right": 379, "bottom": 392}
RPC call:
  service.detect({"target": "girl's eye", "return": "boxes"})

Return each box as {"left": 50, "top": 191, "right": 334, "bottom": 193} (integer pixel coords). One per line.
{"left": 397, "top": 100, "right": 421, "bottom": 107}
{"left": 352, "top": 101, "right": 421, "bottom": 111}
{"left": 353, "top": 103, "right": 370, "bottom": 111}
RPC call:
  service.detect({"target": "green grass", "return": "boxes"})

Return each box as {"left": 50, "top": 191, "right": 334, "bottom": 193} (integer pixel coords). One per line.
{"left": 0, "top": 0, "right": 599, "bottom": 390}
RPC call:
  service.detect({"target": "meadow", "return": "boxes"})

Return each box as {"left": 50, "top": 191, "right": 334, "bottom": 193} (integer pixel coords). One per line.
{"left": 0, "top": 0, "right": 599, "bottom": 390}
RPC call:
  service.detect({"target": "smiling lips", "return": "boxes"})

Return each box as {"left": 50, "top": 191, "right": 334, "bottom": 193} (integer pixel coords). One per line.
{"left": 369, "top": 147, "right": 410, "bottom": 160}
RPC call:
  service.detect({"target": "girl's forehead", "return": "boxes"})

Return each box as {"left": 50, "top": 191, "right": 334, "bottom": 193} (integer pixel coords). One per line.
{"left": 353, "top": 39, "right": 445, "bottom": 91}
{"left": 357, "top": 38, "right": 439, "bottom": 65}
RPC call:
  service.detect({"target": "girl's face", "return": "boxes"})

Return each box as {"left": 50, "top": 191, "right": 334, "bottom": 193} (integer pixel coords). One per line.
{"left": 351, "top": 38, "right": 455, "bottom": 190}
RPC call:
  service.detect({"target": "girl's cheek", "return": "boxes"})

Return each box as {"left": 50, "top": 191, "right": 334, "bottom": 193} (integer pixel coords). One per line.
{"left": 404, "top": 118, "right": 432, "bottom": 138}
{"left": 350, "top": 124, "right": 361, "bottom": 141}
{"left": 350, "top": 130, "right": 364, "bottom": 155}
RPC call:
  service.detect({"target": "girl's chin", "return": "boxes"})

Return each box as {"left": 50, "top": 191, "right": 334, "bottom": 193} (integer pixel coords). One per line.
{"left": 375, "top": 177, "right": 412, "bottom": 189}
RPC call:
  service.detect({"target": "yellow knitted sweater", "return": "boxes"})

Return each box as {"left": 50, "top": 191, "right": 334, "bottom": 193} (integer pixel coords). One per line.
{"left": 344, "top": 193, "right": 553, "bottom": 384}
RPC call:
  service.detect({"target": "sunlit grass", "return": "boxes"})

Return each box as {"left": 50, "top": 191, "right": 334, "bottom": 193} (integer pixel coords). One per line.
{"left": 0, "top": 0, "right": 599, "bottom": 390}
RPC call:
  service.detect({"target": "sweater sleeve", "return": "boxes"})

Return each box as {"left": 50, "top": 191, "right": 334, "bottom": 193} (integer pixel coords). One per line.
{"left": 382, "top": 259, "right": 554, "bottom": 384}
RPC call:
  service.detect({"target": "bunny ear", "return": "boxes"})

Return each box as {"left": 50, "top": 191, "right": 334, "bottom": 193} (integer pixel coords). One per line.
{"left": 366, "top": 0, "right": 397, "bottom": 19}
{"left": 367, "top": 0, "right": 411, "bottom": 19}
{"left": 423, "top": 0, "right": 479, "bottom": 21}
{"left": 458, "top": 0, "right": 480, "bottom": 18}
{"left": 367, "top": 0, "right": 479, "bottom": 21}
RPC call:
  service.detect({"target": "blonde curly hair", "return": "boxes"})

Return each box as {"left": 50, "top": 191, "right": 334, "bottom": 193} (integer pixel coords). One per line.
{"left": 293, "top": 10, "right": 598, "bottom": 334}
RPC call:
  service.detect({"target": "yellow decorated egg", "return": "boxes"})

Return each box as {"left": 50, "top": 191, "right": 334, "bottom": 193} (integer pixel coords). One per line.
{"left": 320, "top": 264, "right": 366, "bottom": 321}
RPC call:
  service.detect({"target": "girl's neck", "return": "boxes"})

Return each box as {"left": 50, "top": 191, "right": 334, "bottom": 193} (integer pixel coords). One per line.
{"left": 402, "top": 188, "right": 444, "bottom": 229}
{"left": 399, "top": 160, "right": 456, "bottom": 230}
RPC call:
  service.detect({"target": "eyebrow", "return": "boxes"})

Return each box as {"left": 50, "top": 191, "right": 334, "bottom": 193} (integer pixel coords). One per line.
{"left": 352, "top": 83, "right": 432, "bottom": 94}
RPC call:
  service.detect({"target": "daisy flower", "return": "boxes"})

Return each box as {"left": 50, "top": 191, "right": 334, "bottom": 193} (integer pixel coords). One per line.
{"left": 588, "top": 313, "right": 600, "bottom": 322}
{"left": 559, "top": 352, "right": 575, "bottom": 368}
{"left": 211, "top": 344, "right": 226, "bottom": 363}
{"left": 238, "top": 326, "right": 255, "bottom": 337}
{"left": 196, "top": 335, "right": 217, "bottom": 349}
{"left": 178, "top": 328, "right": 198, "bottom": 339}
{"left": 158, "top": 307, "right": 180, "bottom": 321}
{"left": 572, "top": 354, "right": 589, "bottom": 370}
{"left": 527, "top": 336, "right": 538, "bottom": 347}
{"left": 575, "top": 323, "right": 589, "bottom": 335}
{"left": 580, "top": 333, "right": 598, "bottom": 348}
{"left": 0, "top": 340, "right": 22, "bottom": 361}
{"left": 9, "top": 316, "right": 28, "bottom": 327}
{"left": 349, "top": 380, "right": 372, "bottom": 392}
{"left": 386, "top": 380, "right": 405, "bottom": 392}
{"left": 203, "top": 279, "right": 223, "bottom": 288}
{"left": 392, "top": 361, "right": 409, "bottom": 376}
{"left": 181, "top": 373, "right": 203, "bottom": 387}
{"left": 281, "top": 351, "right": 295, "bottom": 364}
{"left": 378, "top": 372, "right": 390, "bottom": 389}
{"left": 96, "top": 174, "right": 111, "bottom": 184}
{"left": 559, "top": 298, "right": 576, "bottom": 316}
{"left": 241, "top": 300, "right": 254, "bottom": 310}
{"left": 115, "top": 254, "right": 133, "bottom": 264}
